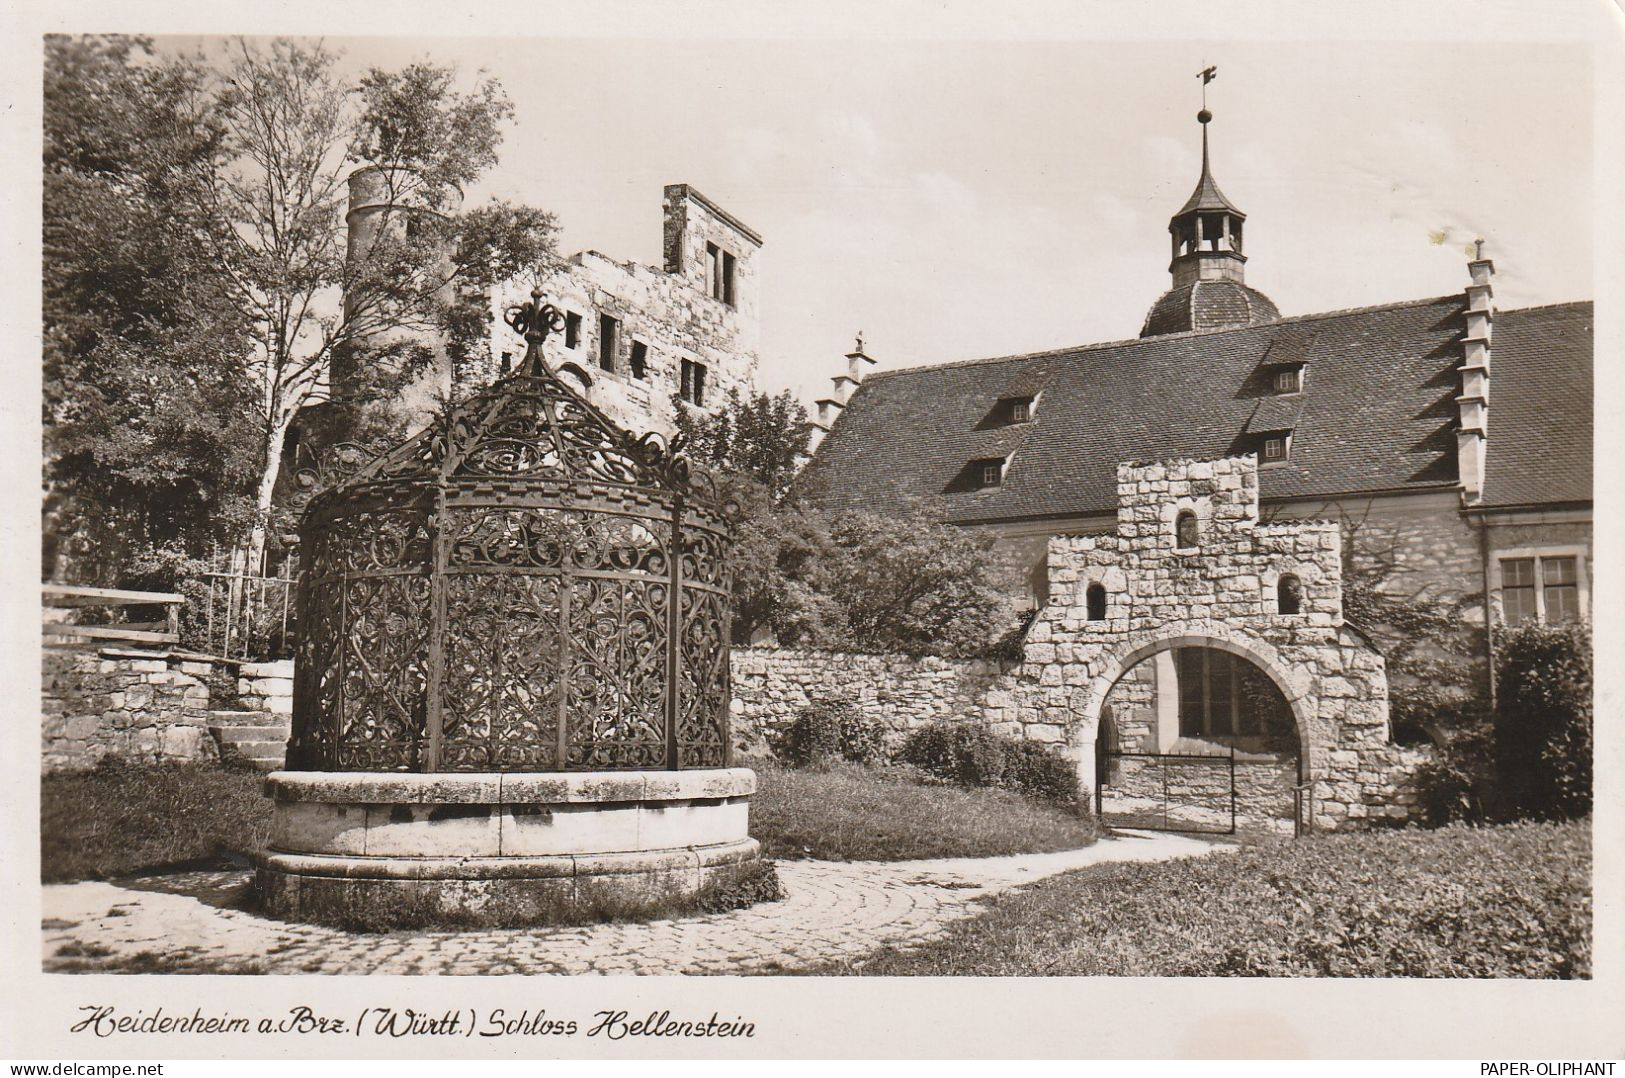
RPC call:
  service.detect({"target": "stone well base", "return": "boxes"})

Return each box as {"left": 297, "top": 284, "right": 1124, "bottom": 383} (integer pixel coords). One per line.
{"left": 258, "top": 768, "right": 759, "bottom": 925}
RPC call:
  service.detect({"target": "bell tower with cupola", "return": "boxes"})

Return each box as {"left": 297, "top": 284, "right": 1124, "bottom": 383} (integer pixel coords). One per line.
{"left": 1141, "top": 79, "right": 1281, "bottom": 338}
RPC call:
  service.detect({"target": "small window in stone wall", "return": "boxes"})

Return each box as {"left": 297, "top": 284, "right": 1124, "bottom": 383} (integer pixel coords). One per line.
{"left": 680, "top": 358, "right": 709, "bottom": 405}
{"left": 1175, "top": 510, "right": 1200, "bottom": 549}
{"left": 1086, "top": 583, "right": 1107, "bottom": 622}
{"left": 630, "top": 341, "right": 648, "bottom": 380}
{"left": 1277, "top": 574, "right": 1303, "bottom": 615}
{"left": 598, "top": 314, "right": 619, "bottom": 372}
{"left": 564, "top": 311, "right": 582, "bottom": 349}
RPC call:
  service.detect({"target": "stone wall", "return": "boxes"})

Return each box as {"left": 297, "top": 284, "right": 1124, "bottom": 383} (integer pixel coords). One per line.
{"left": 237, "top": 659, "right": 294, "bottom": 717}
{"left": 728, "top": 646, "right": 1018, "bottom": 756}
{"left": 42, "top": 648, "right": 218, "bottom": 772}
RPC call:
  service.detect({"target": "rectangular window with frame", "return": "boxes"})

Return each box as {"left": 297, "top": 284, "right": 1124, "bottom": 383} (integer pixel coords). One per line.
{"left": 1261, "top": 435, "right": 1289, "bottom": 463}
{"left": 598, "top": 314, "right": 619, "bottom": 372}
{"left": 1273, "top": 367, "right": 1302, "bottom": 394}
{"left": 1501, "top": 557, "right": 1538, "bottom": 623}
{"left": 1543, "top": 557, "right": 1580, "bottom": 622}
{"left": 1177, "top": 648, "right": 1257, "bottom": 739}
{"left": 722, "top": 251, "right": 737, "bottom": 307}
{"left": 980, "top": 460, "right": 1003, "bottom": 488}
{"left": 1500, "top": 554, "right": 1581, "bottom": 624}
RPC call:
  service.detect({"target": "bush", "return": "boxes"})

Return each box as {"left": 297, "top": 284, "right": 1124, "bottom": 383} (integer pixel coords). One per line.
{"left": 899, "top": 721, "right": 1080, "bottom": 809}
{"left": 772, "top": 699, "right": 889, "bottom": 768}
{"left": 1411, "top": 724, "right": 1494, "bottom": 826}
{"left": 1495, "top": 621, "right": 1592, "bottom": 819}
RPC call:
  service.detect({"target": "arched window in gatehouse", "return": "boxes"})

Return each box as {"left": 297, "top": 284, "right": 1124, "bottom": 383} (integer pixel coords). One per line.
{"left": 1175, "top": 510, "right": 1200, "bottom": 549}
{"left": 1277, "top": 573, "right": 1303, "bottom": 615}
{"left": 1086, "top": 583, "right": 1107, "bottom": 622}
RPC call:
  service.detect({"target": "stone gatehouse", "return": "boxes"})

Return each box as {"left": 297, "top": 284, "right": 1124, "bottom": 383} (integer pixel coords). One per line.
{"left": 1015, "top": 454, "right": 1423, "bottom": 829}
{"left": 731, "top": 454, "right": 1426, "bottom": 830}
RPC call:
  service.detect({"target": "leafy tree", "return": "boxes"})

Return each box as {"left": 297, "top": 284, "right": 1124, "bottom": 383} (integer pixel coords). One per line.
{"left": 43, "top": 35, "right": 258, "bottom": 586}
{"left": 44, "top": 36, "right": 561, "bottom": 584}
{"left": 672, "top": 387, "right": 1011, "bottom": 654}
{"left": 194, "top": 38, "right": 560, "bottom": 574}
{"left": 785, "top": 506, "right": 1018, "bottom": 657}
{"left": 672, "top": 387, "right": 812, "bottom": 503}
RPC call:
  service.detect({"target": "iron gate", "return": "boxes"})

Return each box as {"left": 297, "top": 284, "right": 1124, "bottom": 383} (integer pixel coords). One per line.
{"left": 1096, "top": 750, "right": 1313, "bottom": 836}
{"left": 1096, "top": 749, "right": 1237, "bottom": 835}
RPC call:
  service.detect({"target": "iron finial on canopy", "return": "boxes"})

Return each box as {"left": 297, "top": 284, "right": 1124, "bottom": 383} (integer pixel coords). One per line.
{"left": 503, "top": 288, "right": 567, "bottom": 374}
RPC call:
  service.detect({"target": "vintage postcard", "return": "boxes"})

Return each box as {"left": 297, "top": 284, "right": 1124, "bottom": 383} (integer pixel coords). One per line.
{"left": 3, "top": 0, "right": 1621, "bottom": 1061}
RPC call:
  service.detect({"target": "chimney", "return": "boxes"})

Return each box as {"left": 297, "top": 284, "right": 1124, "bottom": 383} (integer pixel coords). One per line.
{"left": 806, "top": 334, "right": 878, "bottom": 455}
{"left": 1455, "top": 241, "right": 1493, "bottom": 504}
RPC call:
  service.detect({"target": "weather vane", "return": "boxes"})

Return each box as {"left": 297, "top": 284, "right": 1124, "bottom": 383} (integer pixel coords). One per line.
{"left": 1197, "top": 65, "right": 1218, "bottom": 121}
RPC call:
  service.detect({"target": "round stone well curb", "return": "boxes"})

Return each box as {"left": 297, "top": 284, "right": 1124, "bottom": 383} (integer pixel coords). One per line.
{"left": 258, "top": 767, "right": 759, "bottom": 925}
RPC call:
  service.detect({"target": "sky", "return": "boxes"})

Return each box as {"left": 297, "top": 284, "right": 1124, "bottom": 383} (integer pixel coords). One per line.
{"left": 148, "top": 27, "right": 1592, "bottom": 408}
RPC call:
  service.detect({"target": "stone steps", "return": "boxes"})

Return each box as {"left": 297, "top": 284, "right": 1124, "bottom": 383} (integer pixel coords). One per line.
{"left": 207, "top": 709, "right": 290, "bottom": 770}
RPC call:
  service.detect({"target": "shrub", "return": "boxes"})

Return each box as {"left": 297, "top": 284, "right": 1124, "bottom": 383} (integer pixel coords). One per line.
{"left": 1412, "top": 724, "right": 1494, "bottom": 826}
{"left": 772, "top": 699, "right": 889, "bottom": 768}
{"left": 899, "top": 721, "right": 1079, "bottom": 809}
{"left": 1495, "top": 621, "right": 1592, "bottom": 819}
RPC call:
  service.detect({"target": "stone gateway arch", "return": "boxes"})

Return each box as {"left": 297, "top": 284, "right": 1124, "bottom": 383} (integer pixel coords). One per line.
{"left": 1011, "top": 455, "right": 1424, "bottom": 830}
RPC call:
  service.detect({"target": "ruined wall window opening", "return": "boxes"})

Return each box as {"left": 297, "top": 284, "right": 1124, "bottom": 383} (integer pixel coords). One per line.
{"left": 598, "top": 314, "right": 619, "bottom": 373}
{"left": 499, "top": 351, "right": 513, "bottom": 376}
{"left": 706, "top": 242, "right": 737, "bottom": 307}
{"left": 680, "top": 358, "right": 709, "bottom": 406}
{"left": 1175, "top": 510, "right": 1200, "bottom": 549}
{"left": 1277, "top": 573, "right": 1303, "bottom": 615}
{"left": 564, "top": 311, "right": 582, "bottom": 349}
{"left": 629, "top": 341, "right": 648, "bottom": 380}
{"left": 1086, "top": 583, "right": 1107, "bottom": 622}
{"left": 1500, "top": 554, "right": 1581, "bottom": 624}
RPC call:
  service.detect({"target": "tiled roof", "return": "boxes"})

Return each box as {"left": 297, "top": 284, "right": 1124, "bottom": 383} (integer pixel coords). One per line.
{"left": 1478, "top": 302, "right": 1593, "bottom": 508}
{"left": 1141, "top": 279, "right": 1282, "bottom": 337}
{"left": 795, "top": 296, "right": 1593, "bottom": 522}
{"left": 1175, "top": 138, "right": 1243, "bottom": 218}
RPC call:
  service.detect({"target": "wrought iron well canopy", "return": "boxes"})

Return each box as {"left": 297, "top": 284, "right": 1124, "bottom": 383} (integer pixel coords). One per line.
{"left": 288, "top": 291, "right": 733, "bottom": 773}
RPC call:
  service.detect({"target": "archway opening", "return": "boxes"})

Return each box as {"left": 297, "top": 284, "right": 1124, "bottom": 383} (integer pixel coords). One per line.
{"left": 1094, "top": 643, "right": 1301, "bottom": 834}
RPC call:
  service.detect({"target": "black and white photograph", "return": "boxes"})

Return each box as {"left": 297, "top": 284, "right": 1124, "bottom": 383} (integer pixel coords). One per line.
{"left": 3, "top": 0, "right": 1621, "bottom": 1062}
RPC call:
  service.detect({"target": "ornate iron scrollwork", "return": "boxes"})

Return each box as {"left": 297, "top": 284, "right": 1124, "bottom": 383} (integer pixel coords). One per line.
{"left": 287, "top": 291, "right": 733, "bottom": 775}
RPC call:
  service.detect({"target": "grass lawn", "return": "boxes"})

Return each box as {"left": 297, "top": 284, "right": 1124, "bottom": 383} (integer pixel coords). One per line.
{"left": 816, "top": 819, "right": 1591, "bottom": 978}
{"left": 40, "top": 758, "right": 1098, "bottom": 882}
{"left": 41, "top": 761, "right": 272, "bottom": 882}
{"left": 749, "top": 760, "right": 1098, "bottom": 861}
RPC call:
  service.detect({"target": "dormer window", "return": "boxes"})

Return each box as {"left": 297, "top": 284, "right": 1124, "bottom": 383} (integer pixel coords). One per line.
{"left": 979, "top": 459, "right": 1005, "bottom": 488}
{"left": 1009, "top": 399, "right": 1031, "bottom": 423}
{"left": 1273, "top": 368, "right": 1301, "bottom": 394}
{"left": 1261, "top": 434, "right": 1290, "bottom": 464}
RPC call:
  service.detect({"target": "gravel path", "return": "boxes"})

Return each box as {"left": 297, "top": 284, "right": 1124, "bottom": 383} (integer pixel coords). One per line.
{"left": 42, "top": 831, "right": 1228, "bottom": 975}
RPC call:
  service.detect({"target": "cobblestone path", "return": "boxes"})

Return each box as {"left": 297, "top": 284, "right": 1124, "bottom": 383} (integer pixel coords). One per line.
{"left": 42, "top": 831, "right": 1227, "bottom": 975}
